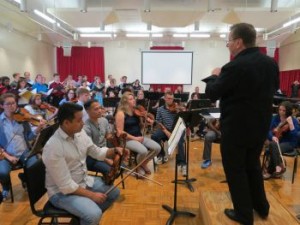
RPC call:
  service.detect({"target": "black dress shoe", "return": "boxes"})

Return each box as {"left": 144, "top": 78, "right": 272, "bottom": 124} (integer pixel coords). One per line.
{"left": 224, "top": 209, "right": 244, "bottom": 224}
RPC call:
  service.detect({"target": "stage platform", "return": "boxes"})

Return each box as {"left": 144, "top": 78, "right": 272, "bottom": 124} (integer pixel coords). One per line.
{"left": 199, "top": 191, "right": 299, "bottom": 225}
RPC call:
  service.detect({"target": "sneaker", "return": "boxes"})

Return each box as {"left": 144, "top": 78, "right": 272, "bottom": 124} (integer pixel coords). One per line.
{"left": 181, "top": 165, "right": 187, "bottom": 177}
{"left": 163, "top": 156, "right": 168, "bottom": 163}
{"left": 201, "top": 160, "right": 212, "bottom": 169}
{"left": 2, "top": 190, "right": 10, "bottom": 201}
{"left": 155, "top": 156, "right": 163, "bottom": 165}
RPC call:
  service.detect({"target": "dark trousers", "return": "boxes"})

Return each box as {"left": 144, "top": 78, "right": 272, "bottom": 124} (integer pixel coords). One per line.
{"left": 221, "top": 137, "right": 269, "bottom": 225}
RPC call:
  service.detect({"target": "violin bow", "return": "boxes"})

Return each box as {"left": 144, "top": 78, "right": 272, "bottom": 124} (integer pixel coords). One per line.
{"left": 105, "top": 149, "right": 157, "bottom": 195}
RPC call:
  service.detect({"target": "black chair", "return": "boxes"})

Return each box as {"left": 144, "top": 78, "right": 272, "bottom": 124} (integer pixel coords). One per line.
{"left": 282, "top": 148, "right": 299, "bottom": 184}
{"left": 8, "top": 163, "right": 23, "bottom": 203}
{"left": 24, "top": 154, "right": 79, "bottom": 225}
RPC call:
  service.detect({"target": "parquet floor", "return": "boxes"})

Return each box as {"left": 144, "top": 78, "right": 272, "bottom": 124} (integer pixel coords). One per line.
{"left": 1, "top": 137, "right": 300, "bottom": 225}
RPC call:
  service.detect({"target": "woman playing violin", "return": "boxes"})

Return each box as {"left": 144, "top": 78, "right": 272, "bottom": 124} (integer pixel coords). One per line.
{"left": 25, "top": 94, "right": 58, "bottom": 122}
{"left": 59, "top": 88, "right": 77, "bottom": 105}
{"left": 115, "top": 92, "right": 160, "bottom": 177}
{"left": 0, "top": 93, "right": 46, "bottom": 201}
{"left": 263, "top": 101, "right": 299, "bottom": 179}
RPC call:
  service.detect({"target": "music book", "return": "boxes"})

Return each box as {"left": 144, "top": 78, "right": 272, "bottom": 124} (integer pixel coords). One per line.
{"left": 18, "top": 89, "right": 33, "bottom": 100}
{"left": 209, "top": 113, "right": 221, "bottom": 118}
{"left": 40, "top": 88, "right": 53, "bottom": 96}
{"left": 167, "top": 117, "right": 186, "bottom": 156}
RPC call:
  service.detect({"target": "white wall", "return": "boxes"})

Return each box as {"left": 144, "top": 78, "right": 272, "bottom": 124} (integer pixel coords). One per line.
{"left": 279, "top": 31, "right": 300, "bottom": 71}
{"left": 103, "top": 39, "right": 230, "bottom": 94}
{"left": 0, "top": 25, "right": 55, "bottom": 82}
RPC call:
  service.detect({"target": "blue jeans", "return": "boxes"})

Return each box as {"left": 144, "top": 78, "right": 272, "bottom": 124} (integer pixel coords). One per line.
{"left": 86, "top": 156, "right": 111, "bottom": 176}
{"left": 49, "top": 177, "right": 120, "bottom": 225}
{"left": 0, "top": 150, "right": 36, "bottom": 190}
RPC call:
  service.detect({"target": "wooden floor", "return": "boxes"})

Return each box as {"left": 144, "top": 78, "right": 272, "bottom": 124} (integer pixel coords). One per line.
{"left": 1, "top": 137, "right": 300, "bottom": 225}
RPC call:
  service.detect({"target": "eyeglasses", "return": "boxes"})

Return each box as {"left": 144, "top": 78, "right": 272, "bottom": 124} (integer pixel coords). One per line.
{"left": 4, "top": 102, "right": 16, "bottom": 106}
{"left": 226, "top": 38, "right": 238, "bottom": 45}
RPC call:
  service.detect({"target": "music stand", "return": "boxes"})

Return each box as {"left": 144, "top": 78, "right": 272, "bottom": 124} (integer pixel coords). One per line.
{"left": 145, "top": 92, "right": 161, "bottom": 101}
{"left": 29, "top": 123, "right": 59, "bottom": 157}
{"left": 103, "top": 97, "right": 120, "bottom": 108}
{"left": 187, "top": 99, "right": 212, "bottom": 110}
{"left": 174, "top": 111, "right": 197, "bottom": 192}
{"left": 174, "top": 92, "right": 190, "bottom": 103}
{"left": 162, "top": 117, "right": 196, "bottom": 225}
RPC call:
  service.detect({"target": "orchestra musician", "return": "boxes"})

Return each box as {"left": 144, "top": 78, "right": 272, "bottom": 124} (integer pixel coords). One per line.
{"left": 0, "top": 93, "right": 46, "bottom": 201}
{"left": 42, "top": 103, "right": 122, "bottom": 225}
{"left": 151, "top": 91, "right": 187, "bottom": 176}
{"left": 84, "top": 99, "right": 115, "bottom": 176}
{"left": 200, "top": 118, "right": 221, "bottom": 169}
{"left": 115, "top": 92, "right": 160, "bottom": 177}
{"left": 203, "top": 23, "right": 279, "bottom": 225}
{"left": 59, "top": 88, "right": 77, "bottom": 106}
{"left": 263, "top": 101, "right": 299, "bottom": 179}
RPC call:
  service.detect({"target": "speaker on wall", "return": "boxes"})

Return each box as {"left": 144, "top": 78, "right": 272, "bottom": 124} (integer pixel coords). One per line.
{"left": 63, "top": 47, "right": 72, "bottom": 57}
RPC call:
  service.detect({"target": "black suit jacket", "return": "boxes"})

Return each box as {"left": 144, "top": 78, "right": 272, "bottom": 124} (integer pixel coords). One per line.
{"left": 203, "top": 47, "right": 279, "bottom": 145}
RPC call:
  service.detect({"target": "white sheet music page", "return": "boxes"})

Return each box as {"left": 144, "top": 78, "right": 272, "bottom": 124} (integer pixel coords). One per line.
{"left": 209, "top": 113, "right": 221, "bottom": 119}
{"left": 167, "top": 117, "right": 186, "bottom": 156}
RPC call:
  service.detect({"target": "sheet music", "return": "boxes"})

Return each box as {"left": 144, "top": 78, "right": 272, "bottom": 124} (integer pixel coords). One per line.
{"left": 209, "top": 113, "right": 221, "bottom": 118}
{"left": 167, "top": 117, "right": 186, "bottom": 156}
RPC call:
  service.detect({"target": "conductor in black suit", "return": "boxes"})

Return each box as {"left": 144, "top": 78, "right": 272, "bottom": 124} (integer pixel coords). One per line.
{"left": 202, "top": 23, "right": 279, "bottom": 225}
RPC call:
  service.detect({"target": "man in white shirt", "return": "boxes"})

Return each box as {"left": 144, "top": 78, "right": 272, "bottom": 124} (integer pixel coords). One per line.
{"left": 42, "top": 103, "right": 124, "bottom": 225}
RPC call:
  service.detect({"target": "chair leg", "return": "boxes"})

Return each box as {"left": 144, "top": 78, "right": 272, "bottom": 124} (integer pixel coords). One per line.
{"left": 9, "top": 177, "right": 14, "bottom": 203}
{"left": 120, "top": 170, "right": 125, "bottom": 189}
{"left": 292, "top": 156, "right": 298, "bottom": 184}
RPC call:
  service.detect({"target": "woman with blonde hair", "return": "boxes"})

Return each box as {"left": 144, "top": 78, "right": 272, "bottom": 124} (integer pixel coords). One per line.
{"left": 115, "top": 92, "right": 160, "bottom": 176}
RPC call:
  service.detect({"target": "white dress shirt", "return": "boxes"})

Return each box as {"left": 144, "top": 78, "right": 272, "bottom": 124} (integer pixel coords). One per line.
{"left": 42, "top": 127, "right": 108, "bottom": 198}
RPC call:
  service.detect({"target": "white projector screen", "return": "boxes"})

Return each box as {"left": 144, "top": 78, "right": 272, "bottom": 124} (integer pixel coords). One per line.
{"left": 141, "top": 51, "right": 193, "bottom": 84}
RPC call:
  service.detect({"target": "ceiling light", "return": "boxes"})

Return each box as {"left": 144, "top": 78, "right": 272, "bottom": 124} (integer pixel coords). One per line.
{"left": 80, "top": 33, "right": 112, "bottom": 38}
{"left": 73, "top": 33, "right": 79, "bottom": 41}
{"left": 33, "top": 9, "right": 55, "bottom": 24}
{"left": 144, "top": 0, "right": 151, "bottom": 12}
{"left": 20, "top": 0, "right": 27, "bottom": 12}
{"left": 173, "top": 34, "right": 188, "bottom": 38}
{"left": 263, "top": 33, "right": 268, "bottom": 40}
{"left": 271, "top": 0, "right": 278, "bottom": 13}
{"left": 151, "top": 33, "right": 163, "bottom": 37}
{"left": 100, "top": 22, "right": 105, "bottom": 31}
{"left": 219, "top": 34, "right": 226, "bottom": 38}
{"left": 190, "top": 34, "right": 211, "bottom": 38}
{"left": 126, "top": 33, "right": 150, "bottom": 37}
{"left": 283, "top": 17, "right": 300, "bottom": 28}
{"left": 80, "top": 0, "right": 87, "bottom": 13}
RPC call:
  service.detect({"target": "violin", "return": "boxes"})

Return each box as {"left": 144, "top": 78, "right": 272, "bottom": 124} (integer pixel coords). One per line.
{"left": 272, "top": 121, "right": 289, "bottom": 139}
{"left": 167, "top": 102, "right": 186, "bottom": 113}
{"left": 133, "top": 105, "right": 155, "bottom": 121}
{"left": 39, "top": 103, "right": 56, "bottom": 113}
{"left": 13, "top": 108, "right": 43, "bottom": 126}
{"left": 103, "top": 133, "right": 127, "bottom": 185}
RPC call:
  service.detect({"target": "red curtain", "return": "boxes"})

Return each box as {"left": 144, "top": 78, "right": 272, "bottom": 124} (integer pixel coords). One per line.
{"left": 149, "top": 46, "right": 184, "bottom": 92}
{"left": 56, "top": 47, "right": 105, "bottom": 82}
{"left": 280, "top": 70, "right": 300, "bottom": 97}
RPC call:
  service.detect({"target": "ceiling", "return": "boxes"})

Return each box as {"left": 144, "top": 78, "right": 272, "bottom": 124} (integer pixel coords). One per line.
{"left": 2, "top": 0, "right": 300, "bottom": 47}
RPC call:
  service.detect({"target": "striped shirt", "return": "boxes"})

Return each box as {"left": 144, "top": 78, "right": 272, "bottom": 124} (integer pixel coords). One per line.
{"left": 156, "top": 106, "right": 177, "bottom": 131}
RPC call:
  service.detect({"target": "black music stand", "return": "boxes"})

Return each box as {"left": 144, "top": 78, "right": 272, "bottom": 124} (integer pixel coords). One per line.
{"left": 103, "top": 97, "right": 120, "bottom": 108}
{"left": 145, "top": 92, "right": 162, "bottom": 101}
{"left": 174, "top": 111, "right": 197, "bottom": 192}
{"left": 174, "top": 92, "right": 190, "bottom": 103}
{"left": 29, "top": 123, "right": 59, "bottom": 157}
{"left": 187, "top": 99, "right": 212, "bottom": 110}
{"left": 162, "top": 118, "right": 196, "bottom": 225}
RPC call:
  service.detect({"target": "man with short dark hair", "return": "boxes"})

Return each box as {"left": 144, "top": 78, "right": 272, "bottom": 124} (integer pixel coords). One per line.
{"left": 203, "top": 23, "right": 279, "bottom": 225}
{"left": 43, "top": 103, "right": 123, "bottom": 225}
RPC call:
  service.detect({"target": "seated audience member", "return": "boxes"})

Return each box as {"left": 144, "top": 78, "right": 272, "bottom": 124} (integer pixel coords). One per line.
{"left": 136, "top": 90, "right": 145, "bottom": 100}
{"left": 291, "top": 80, "right": 300, "bottom": 98}
{"left": 42, "top": 103, "right": 122, "bottom": 225}
{"left": 32, "top": 74, "right": 48, "bottom": 95}
{"left": 0, "top": 76, "right": 12, "bottom": 95}
{"left": 84, "top": 100, "right": 114, "bottom": 176}
{"left": 75, "top": 74, "right": 83, "bottom": 87}
{"left": 118, "top": 76, "right": 128, "bottom": 91}
{"left": 0, "top": 93, "right": 45, "bottom": 201}
{"left": 59, "top": 89, "right": 77, "bottom": 106}
{"left": 191, "top": 86, "right": 201, "bottom": 100}
{"left": 174, "top": 86, "right": 183, "bottom": 94}
{"left": 200, "top": 118, "right": 221, "bottom": 169}
{"left": 91, "top": 76, "right": 105, "bottom": 106}
{"left": 25, "top": 94, "right": 58, "bottom": 122}
{"left": 115, "top": 92, "right": 160, "bottom": 176}
{"left": 82, "top": 75, "right": 91, "bottom": 87}
{"left": 49, "top": 73, "right": 65, "bottom": 107}
{"left": 106, "top": 79, "right": 119, "bottom": 97}
{"left": 132, "top": 79, "right": 143, "bottom": 91}
{"left": 10, "top": 73, "right": 20, "bottom": 89}
{"left": 80, "top": 80, "right": 91, "bottom": 91}
{"left": 151, "top": 91, "right": 187, "bottom": 175}
{"left": 76, "top": 88, "right": 91, "bottom": 122}
{"left": 24, "top": 71, "right": 34, "bottom": 86}
{"left": 263, "top": 101, "right": 299, "bottom": 179}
